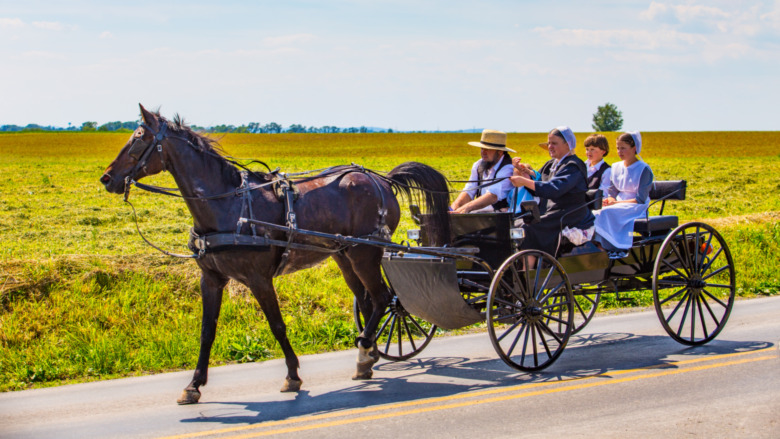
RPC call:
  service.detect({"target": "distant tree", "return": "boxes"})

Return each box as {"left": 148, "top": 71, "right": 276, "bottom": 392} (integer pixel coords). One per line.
{"left": 263, "top": 122, "right": 282, "bottom": 134}
{"left": 592, "top": 103, "right": 623, "bottom": 132}
{"left": 81, "top": 121, "right": 98, "bottom": 132}
{"left": 286, "top": 124, "right": 307, "bottom": 133}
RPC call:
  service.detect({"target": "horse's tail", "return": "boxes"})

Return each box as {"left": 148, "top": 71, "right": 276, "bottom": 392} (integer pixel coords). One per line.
{"left": 387, "top": 161, "right": 451, "bottom": 246}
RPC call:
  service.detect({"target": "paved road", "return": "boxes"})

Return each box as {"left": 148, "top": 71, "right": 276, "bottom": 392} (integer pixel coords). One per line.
{"left": 2, "top": 296, "right": 779, "bottom": 439}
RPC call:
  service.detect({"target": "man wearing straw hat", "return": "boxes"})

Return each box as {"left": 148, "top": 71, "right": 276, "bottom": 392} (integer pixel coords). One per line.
{"left": 450, "top": 129, "right": 516, "bottom": 214}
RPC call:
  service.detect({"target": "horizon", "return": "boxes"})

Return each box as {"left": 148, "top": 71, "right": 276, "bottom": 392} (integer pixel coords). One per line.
{"left": 2, "top": 1, "right": 779, "bottom": 132}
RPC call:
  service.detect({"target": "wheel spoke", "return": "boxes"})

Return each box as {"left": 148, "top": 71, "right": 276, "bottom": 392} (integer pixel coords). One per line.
{"left": 700, "top": 291, "right": 720, "bottom": 322}
{"left": 702, "top": 288, "right": 729, "bottom": 309}
{"left": 531, "top": 324, "right": 539, "bottom": 367}
{"left": 497, "top": 319, "right": 524, "bottom": 343}
{"left": 396, "top": 314, "right": 403, "bottom": 357}
{"left": 675, "top": 292, "right": 694, "bottom": 339}
{"left": 537, "top": 320, "right": 565, "bottom": 345}
{"left": 704, "top": 283, "right": 734, "bottom": 289}
{"left": 541, "top": 312, "right": 569, "bottom": 326}
{"left": 531, "top": 257, "right": 543, "bottom": 300}
{"left": 659, "top": 286, "right": 688, "bottom": 306}
{"left": 681, "top": 230, "right": 695, "bottom": 275}
{"left": 693, "top": 225, "right": 702, "bottom": 273}
{"left": 500, "top": 278, "right": 524, "bottom": 302}
{"left": 700, "top": 248, "right": 724, "bottom": 275}
{"left": 666, "top": 288, "right": 691, "bottom": 322}
{"left": 661, "top": 258, "right": 689, "bottom": 279}
{"left": 408, "top": 315, "right": 428, "bottom": 335}
{"left": 670, "top": 240, "right": 692, "bottom": 276}
{"left": 536, "top": 265, "right": 555, "bottom": 301}
{"left": 699, "top": 230, "right": 714, "bottom": 273}
{"left": 375, "top": 311, "right": 393, "bottom": 338}
{"left": 701, "top": 264, "right": 730, "bottom": 281}
{"left": 696, "top": 294, "right": 708, "bottom": 338}
{"left": 494, "top": 312, "right": 523, "bottom": 323}
{"left": 402, "top": 317, "right": 417, "bottom": 352}
{"left": 506, "top": 321, "right": 527, "bottom": 358}
{"left": 656, "top": 278, "right": 688, "bottom": 286}
{"left": 537, "top": 281, "right": 564, "bottom": 305}
{"left": 384, "top": 314, "right": 397, "bottom": 354}
{"left": 536, "top": 323, "right": 554, "bottom": 358}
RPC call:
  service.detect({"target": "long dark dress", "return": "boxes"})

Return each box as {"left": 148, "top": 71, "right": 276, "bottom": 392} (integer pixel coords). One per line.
{"left": 519, "top": 154, "right": 595, "bottom": 255}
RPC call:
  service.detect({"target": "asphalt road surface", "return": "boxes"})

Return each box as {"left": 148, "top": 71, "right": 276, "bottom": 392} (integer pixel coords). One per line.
{"left": 2, "top": 296, "right": 779, "bottom": 439}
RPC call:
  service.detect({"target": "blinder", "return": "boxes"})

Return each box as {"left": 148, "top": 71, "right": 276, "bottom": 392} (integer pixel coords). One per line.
{"left": 128, "top": 137, "right": 152, "bottom": 161}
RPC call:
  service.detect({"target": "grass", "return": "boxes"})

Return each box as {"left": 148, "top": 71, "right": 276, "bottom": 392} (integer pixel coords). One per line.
{"left": 1, "top": 130, "right": 779, "bottom": 392}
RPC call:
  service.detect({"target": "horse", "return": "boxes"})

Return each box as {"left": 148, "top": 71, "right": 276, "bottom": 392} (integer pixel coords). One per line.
{"left": 100, "top": 104, "right": 451, "bottom": 404}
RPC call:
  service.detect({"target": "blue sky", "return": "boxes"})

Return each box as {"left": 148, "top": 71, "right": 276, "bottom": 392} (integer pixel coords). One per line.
{"left": 1, "top": 0, "right": 778, "bottom": 131}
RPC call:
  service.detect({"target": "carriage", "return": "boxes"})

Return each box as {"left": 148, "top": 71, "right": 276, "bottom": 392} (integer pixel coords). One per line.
{"left": 104, "top": 107, "right": 736, "bottom": 403}
{"left": 345, "top": 180, "right": 737, "bottom": 372}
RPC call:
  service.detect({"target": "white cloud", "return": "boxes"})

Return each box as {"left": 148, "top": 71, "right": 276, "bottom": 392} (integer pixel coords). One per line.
{"left": 533, "top": 27, "right": 706, "bottom": 51}
{"left": 99, "top": 31, "right": 113, "bottom": 39}
{"left": 262, "top": 33, "right": 316, "bottom": 47}
{"left": 0, "top": 17, "right": 24, "bottom": 28}
{"left": 33, "top": 21, "right": 64, "bottom": 31}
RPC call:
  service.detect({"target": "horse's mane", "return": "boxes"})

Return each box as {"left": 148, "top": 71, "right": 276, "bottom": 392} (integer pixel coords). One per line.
{"left": 155, "top": 111, "right": 269, "bottom": 180}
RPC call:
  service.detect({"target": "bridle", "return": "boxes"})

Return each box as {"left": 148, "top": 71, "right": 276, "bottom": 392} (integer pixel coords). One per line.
{"left": 125, "top": 120, "right": 169, "bottom": 194}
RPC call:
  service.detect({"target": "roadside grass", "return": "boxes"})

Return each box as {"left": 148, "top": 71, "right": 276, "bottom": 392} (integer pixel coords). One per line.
{"left": 1, "top": 131, "right": 779, "bottom": 392}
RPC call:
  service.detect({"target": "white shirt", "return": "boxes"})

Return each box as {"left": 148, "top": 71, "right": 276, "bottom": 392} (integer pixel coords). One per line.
{"left": 463, "top": 158, "right": 514, "bottom": 201}
{"left": 587, "top": 159, "right": 612, "bottom": 194}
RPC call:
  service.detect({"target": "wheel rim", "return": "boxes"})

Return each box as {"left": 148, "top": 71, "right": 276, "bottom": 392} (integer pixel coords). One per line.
{"left": 353, "top": 296, "right": 437, "bottom": 361}
{"left": 653, "top": 222, "right": 735, "bottom": 345}
{"left": 487, "top": 250, "right": 574, "bottom": 372}
{"left": 570, "top": 289, "right": 601, "bottom": 335}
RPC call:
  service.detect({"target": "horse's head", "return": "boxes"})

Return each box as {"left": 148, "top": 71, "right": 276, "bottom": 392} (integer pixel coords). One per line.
{"left": 100, "top": 104, "right": 169, "bottom": 194}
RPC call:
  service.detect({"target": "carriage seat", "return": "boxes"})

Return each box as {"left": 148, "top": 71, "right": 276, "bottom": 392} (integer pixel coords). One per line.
{"left": 633, "top": 180, "right": 686, "bottom": 237}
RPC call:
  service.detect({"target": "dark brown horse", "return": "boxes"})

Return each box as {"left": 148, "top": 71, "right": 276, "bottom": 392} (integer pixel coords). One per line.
{"left": 100, "top": 105, "right": 450, "bottom": 404}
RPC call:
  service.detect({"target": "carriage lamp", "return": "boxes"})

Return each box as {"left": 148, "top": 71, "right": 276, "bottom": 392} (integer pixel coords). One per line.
{"left": 407, "top": 229, "right": 421, "bottom": 241}
{"left": 510, "top": 228, "right": 525, "bottom": 241}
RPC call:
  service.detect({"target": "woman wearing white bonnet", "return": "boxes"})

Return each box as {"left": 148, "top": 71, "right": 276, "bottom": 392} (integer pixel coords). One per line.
{"left": 510, "top": 125, "right": 594, "bottom": 256}
{"left": 592, "top": 131, "right": 654, "bottom": 258}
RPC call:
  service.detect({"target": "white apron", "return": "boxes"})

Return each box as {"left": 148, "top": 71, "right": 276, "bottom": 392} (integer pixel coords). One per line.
{"left": 594, "top": 161, "right": 652, "bottom": 250}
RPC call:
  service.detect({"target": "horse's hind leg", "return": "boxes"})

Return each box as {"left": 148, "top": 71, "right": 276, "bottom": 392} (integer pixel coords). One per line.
{"left": 334, "top": 248, "right": 390, "bottom": 380}
{"left": 178, "top": 269, "right": 228, "bottom": 405}
{"left": 247, "top": 277, "right": 302, "bottom": 392}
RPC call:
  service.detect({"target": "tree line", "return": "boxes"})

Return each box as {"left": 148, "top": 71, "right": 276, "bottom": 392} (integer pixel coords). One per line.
{"left": 0, "top": 121, "right": 394, "bottom": 133}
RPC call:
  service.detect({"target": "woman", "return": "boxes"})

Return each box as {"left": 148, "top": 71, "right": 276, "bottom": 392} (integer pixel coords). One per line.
{"left": 583, "top": 134, "right": 611, "bottom": 192}
{"left": 510, "top": 126, "right": 593, "bottom": 255}
{"left": 593, "top": 131, "right": 654, "bottom": 258}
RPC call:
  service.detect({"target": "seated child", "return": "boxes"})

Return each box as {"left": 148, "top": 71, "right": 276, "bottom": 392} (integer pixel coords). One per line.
{"left": 583, "top": 134, "right": 611, "bottom": 193}
{"left": 593, "top": 131, "right": 654, "bottom": 258}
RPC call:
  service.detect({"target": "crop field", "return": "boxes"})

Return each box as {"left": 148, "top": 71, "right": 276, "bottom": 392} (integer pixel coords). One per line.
{"left": 1, "top": 130, "right": 779, "bottom": 392}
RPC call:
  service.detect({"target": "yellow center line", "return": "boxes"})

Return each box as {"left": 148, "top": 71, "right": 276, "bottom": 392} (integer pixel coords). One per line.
{"left": 160, "top": 347, "right": 777, "bottom": 439}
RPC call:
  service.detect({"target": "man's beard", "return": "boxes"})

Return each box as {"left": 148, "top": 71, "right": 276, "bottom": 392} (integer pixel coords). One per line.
{"left": 478, "top": 156, "right": 497, "bottom": 175}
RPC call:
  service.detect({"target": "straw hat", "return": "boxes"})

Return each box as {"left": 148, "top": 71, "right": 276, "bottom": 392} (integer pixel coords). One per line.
{"left": 468, "top": 129, "right": 516, "bottom": 153}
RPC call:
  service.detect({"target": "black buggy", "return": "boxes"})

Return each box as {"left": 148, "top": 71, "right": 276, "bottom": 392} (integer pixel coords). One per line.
{"left": 353, "top": 181, "right": 736, "bottom": 372}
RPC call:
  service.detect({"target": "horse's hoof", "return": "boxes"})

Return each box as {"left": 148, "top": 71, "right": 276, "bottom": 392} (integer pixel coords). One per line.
{"left": 280, "top": 378, "right": 303, "bottom": 392}
{"left": 352, "top": 360, "right": 375, "bottom": 380}
{"left": 177, "top": 388, "right": 201, "bottom": 405}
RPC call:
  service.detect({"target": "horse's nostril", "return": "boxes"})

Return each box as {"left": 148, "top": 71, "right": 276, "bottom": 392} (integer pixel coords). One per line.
{"left": 100, "top": 174, "right": 111, "bottom": 184}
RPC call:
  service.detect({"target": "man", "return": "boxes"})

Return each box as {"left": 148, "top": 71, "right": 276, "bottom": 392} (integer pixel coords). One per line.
{"left": 450, "top": 129, "right": 515, "bottom": 214}
{"left": 509, "top": 126, "right": 594, "bottom": 255}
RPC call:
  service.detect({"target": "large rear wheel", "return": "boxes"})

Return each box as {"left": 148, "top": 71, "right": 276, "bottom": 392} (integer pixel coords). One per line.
{"left": 487, "top": 250, "right": 574, "bottom": 372}
{"left": 653, "top": 222, "right": 735, "bottom": 345}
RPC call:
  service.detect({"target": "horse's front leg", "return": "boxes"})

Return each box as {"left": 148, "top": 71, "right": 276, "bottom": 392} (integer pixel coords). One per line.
{"left": 178, "top": 269, "right": 228, "bottom": 405}
{"left": 247, "top": 277, "right": 303, "bottom": 393}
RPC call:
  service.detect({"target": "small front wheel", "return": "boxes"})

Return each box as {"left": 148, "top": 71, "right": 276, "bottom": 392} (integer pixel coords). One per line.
{"left": 353, "top": 295, "right": 437, "bottom": 361}
{"left": 487, "top": 250, "right": 574, "bottom": 372}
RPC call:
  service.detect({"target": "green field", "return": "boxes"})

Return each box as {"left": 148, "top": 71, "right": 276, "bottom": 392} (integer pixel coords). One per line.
{"left": 1, "top": 131, "right": 779, "bottom": 392}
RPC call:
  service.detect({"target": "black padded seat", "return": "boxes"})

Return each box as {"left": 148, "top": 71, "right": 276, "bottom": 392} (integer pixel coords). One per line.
{"left": 633, "top": 215, "right": 678, "bottom": 234}
{"left": 633, "top": 180, "right": 686, "bottom": 236}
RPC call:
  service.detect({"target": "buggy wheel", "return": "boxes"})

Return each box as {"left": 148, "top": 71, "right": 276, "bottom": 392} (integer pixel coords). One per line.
{"left": 570, "top": 288, "right": 601, "bottom": 334}
{"left": 487, "top": 250, "right": 574, "bottom": 372}
{"left": 353, "top": 295, "right": 437, "bottom": 361}
{"left": 653, "top": 222, "right": 735, "bottom": 345}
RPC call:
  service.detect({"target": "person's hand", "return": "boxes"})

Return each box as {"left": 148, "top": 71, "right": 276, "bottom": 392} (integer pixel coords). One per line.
{"left": 603, "top": 196, "right": 617, "bottom": 206}
{"left": 452, "top": 204, "right": 471, "bottom": 214}
{"left": 512, "top": 157, "right": 523, "bottom": 168}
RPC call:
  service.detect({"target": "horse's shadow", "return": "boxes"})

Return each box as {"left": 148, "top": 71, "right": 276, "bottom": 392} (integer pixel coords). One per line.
{"left": 180, "top": 334, "right": 773, "bottom": 426}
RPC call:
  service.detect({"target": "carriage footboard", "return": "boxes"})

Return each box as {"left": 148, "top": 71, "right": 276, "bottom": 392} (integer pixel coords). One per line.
{"left": 382, "top": 252, "right": 482, "bottom": 330}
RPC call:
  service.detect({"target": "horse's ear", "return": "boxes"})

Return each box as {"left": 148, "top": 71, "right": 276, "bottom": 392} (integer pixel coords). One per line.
{"left": 138, "top": 104, "right": 159, "bottom": 130}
